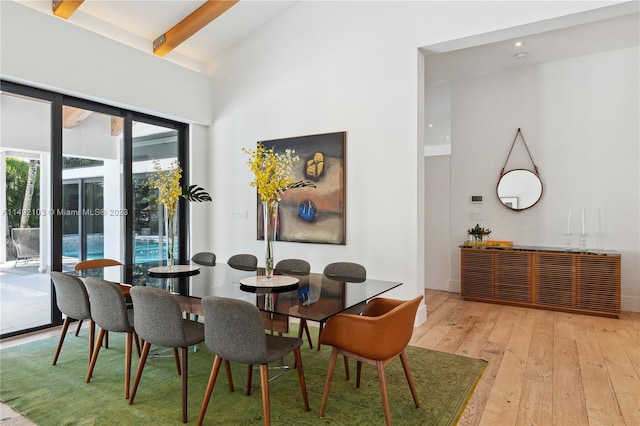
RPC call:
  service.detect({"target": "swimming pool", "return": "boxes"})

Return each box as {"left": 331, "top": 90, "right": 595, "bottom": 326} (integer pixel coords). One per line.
{"left": 62, "top": 234, "right": 175, "bottom": 263}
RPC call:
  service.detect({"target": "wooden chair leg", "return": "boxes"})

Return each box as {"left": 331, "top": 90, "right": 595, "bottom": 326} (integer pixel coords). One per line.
{"left": 129, "top": 341, "right": 151, "bottom": 405}
{"left": 181, "top": 346, "right": 188, "bottom": 423}
{"left": 52, "top": 317, "right": 71, "bottom": 365}
{"left": 260, "top": 364, "right": 271, "bottom": 426}
{"left": 104, "top": 330, "right": 109, "bottom": 349}
{"left": 400, "top": 350, "right": 420, "bottom": 408}
{"left": 125, "top": 332, "right": 132, "bottom": 399}
{"left": 133, "top": 332, "right": 141, "bottom": 357}
{"left": 88, "top": 320, "right": 95, "bottom": 363}
{"left": 356, "top": 360, "right": 363, "bottom": 388}
{"left": 319, "top": 347, "right": 339, "bottom": 418}
{"left": 75, "top": 319, "right": 83, "bottom": 336}
{"left": 317, "top": 321, "right": 325, "bottom": 351}
{"left": 343, "top": 356, "right": 350, "bottom": 381}
{"left": 86, "top": 328, "right": 106, "bottom": 382}
{"left": 173, "top": 348, "right": 181, "bottom": 375}
{"left": 246, "top": 365, "right": 253, "bottom": 395}
{"left": 293, "top": 348, "right": 310, "bottom": 411}
{"left": 376, "top": 361, "right": 392, "bottom": 426}
{"left": 197, "top": 356, "right": 222, "bottom": 426}
{"left": 223, "top": 360, "right": 234, "bottom": 392}
{"left": 298, "top": 319, "right": 313, "bottom": 349}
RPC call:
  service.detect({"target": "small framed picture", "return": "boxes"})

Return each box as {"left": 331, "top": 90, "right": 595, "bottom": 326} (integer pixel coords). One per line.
{"left": 500, "top": 197, "right": 518, "bottom": 209}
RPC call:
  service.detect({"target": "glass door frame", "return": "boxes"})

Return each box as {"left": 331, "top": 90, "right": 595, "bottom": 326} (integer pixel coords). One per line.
{"left": 61, "top": 177, "right": 105, "bottom": 262}
{"left": 1, "top": 80, "right": 191, "bottom": 338}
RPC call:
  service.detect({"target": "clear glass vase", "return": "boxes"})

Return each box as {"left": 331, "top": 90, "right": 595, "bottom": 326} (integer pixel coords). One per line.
{"left": 262, "top": 200, "right": 278, "bottom": 279}
{"left": 165, "top": 209, "right": 177, "bottom": 268}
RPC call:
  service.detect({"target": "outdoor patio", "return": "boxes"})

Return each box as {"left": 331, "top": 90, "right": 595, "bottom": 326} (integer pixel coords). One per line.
{"left": 0, "top": 258, "right": 76, "bottom": 335}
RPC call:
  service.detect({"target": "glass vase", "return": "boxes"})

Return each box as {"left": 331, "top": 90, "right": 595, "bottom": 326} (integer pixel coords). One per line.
{"left": 165, "top": 208, "right": 177, "bottom": 269}
{"left": 262, "top": 200, "right": 278, "bottom": 279}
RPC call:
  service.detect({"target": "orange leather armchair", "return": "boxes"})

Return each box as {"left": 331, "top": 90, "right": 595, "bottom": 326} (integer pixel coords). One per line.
{"left": 319, "top": 295, "right": 423, "bottom": 426}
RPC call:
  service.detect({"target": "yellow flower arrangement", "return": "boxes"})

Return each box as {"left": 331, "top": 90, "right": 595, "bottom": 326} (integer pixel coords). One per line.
{"left": 148, "top": 160, "right": 182, "bottom": 216}
{"left": 242, "top": 143, "right": 314, "bottom": 202}
{"left": 148, "top": 160, "right": 212, "bottom": 215}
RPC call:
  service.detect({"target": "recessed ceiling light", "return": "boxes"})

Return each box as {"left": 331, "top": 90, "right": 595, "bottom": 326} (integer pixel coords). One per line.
{"left": 515, "top": 53, "right": 528, "bottom": 60}
{"left": 514, "top": 41, "right": 525, "bottom": 48}
{"left": 428, "top": 123, "right": 433, "bottom": 128}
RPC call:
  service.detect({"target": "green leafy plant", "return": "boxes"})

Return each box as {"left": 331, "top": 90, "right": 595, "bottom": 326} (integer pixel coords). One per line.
{"left": 147, "top": 160, "right": 212, "bottom": 215}
{"left": 467, "top": 223, "right": 491, "bottom": 238}
{"left": 181, "top": 184, "right": 212, "bottom": 203}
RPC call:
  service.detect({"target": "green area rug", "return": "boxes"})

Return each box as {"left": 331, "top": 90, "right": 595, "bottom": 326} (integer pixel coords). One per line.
{"left": 1, "top": 326, "right": 486, "bottom": 425}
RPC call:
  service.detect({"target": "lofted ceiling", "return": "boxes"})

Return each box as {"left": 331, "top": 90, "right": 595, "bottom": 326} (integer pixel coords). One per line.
{"left": 423, "top": 7, "right": 639, "bottom": 84}
{"left": 15, "top": 1, "right": 639, "bottom": 77}
{"left": 15, "top": 0, "right": 299, "bottom": 73}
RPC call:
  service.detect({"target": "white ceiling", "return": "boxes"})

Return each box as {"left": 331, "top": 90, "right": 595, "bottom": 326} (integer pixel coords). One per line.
{"left": 15, "top": 0, "right": 299, "bottom": 73}
{"left": 423, "top": 6, "right": 639, "bottom": 83}
{"left": 13, "top": 1, "right": 640, "bottom": 78}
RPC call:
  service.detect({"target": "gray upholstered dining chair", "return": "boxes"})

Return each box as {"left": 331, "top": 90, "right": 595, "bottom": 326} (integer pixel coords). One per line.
{"left": 197, "top": 296, "right": 310, "bottom": 426}
{"left": 275, "top": 258, "right": 310, "bottom": 276}
{"left": 227, "top": 253, "right": 258, "bottom": 271}
{"left": 323, "top": 261, "right": 367, "bottom": 283}
{"left": 50, "top": 271, "right": 95, "bottom": 367}
{"left": 128, "top": 286, "right": 205, "bottom": 423}
{"left": 275, "top": 258, "right": 313, "bottom": 348}
{"left": 83, "top": 277, "right": 141, "bottom": 399}
{"left": 73, "top": 258, "right": 123, "bottom": 339}
{"left": 315, "top": 261, "right": 367, "bottom": 353}
{"left": 191, "top": 251, "right": 216, "bottom": 266}
{"left": 317, "top": 261, "right": 368, "bottom": 379}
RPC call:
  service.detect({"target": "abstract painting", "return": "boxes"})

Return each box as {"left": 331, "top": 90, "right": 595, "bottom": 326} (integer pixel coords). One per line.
{"left": 256, "top": 131, "right": 346, "bottom": 244}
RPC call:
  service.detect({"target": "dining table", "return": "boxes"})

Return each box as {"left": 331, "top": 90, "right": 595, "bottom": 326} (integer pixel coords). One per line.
{"left": 73, "top": 260, "right": 403, "bottom": 325}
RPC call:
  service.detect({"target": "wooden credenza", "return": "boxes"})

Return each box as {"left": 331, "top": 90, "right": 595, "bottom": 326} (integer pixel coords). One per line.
{"left": 460, "top": 245, "right": 620, "bottom": 318}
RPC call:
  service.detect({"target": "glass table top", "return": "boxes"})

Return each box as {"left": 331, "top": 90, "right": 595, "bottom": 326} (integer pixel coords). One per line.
{"left": 75, "top": 261, "right": 402, "bottom": 323}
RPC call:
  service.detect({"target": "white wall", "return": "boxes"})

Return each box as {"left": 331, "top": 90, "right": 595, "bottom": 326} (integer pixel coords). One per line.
{"left": 425, "top": 155, "right": 451, "bottom": 292}
{"left": 205, "top": 1, "right": 629, "bottom": 323}
{"left": 439, "top": 47, "right": 639, "bottom": 311}
{"left": 3, "top": 0, "right": 636, "bottom": 315}
{"left": 0, "top": 1, "right": 214, "bottom": 126}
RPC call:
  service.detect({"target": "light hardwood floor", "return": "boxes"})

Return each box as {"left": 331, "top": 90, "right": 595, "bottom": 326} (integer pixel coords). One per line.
{"left": 2, "top": 290, "right": 639, "bottom": 425}
{"left": 410, "top": 290, "right": 640, "bottom": 426}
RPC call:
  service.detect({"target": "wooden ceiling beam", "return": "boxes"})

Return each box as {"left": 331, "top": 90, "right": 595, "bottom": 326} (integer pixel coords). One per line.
{"left": 62, "top": 106, "right": 92, "bottom": 129}
{"left": 153, "top": 0, "right": 239, "bottom": 57}
{"left": 52, "top": 0, "right": 84, "bottom": 19}
{"left": 111, "top": 117, "right": 124, "bottom": 137}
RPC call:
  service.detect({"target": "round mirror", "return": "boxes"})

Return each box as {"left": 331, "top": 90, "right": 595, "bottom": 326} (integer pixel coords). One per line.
{"left": 497, "top": 169, "right": 543, "bottom": 211}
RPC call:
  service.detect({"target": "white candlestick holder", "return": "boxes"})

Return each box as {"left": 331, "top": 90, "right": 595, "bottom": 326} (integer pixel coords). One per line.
{"left": 563, "top": 233, "right": 573, "bottom": 251}
{"left": 579, "top": 234, "right": 588, "bottom": 251}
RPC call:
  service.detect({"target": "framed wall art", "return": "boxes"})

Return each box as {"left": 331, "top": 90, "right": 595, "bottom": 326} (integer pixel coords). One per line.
{"left": 256, "top": 131, "right": 346, "bottom": 245}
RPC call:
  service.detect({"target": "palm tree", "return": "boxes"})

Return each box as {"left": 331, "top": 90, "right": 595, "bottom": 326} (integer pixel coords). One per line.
{"left": 19, "top": 160, "right": 38, "bottom": 228}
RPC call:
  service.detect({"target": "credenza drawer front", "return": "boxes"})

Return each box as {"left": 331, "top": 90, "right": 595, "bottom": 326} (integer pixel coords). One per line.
{"left": 577, "top": 256, "right": 620, "bottom": 314}
{"left": 461, "top": 250, "right": 493, "bottom": 299}
{"left": 495, "top": 252, "right": 531, "bottom": 303}
{"left": 536, "top": 254, "right": 574, "bottom": 308}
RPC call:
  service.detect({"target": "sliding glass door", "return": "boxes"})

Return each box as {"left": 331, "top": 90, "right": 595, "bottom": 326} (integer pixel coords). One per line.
{"left": 1, "top": 80, "right": 189, "bottom": 339}
{"left": 61, "top": 178, "right": 105, "bottom": 263}
{"left": 61, "top": 104, "right": 123, "bottom": 269}
{"left": 131, "top": 123, "right": 178, "bottom": 264}
{"left": 0, "top": 90, "right": 53, "bottom": 336}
